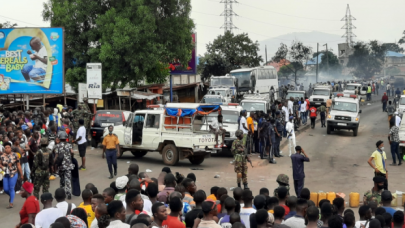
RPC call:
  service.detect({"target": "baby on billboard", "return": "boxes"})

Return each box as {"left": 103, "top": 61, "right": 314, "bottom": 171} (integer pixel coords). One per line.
{"left": 21, "top": 37, "right": 48, "bottom": 82}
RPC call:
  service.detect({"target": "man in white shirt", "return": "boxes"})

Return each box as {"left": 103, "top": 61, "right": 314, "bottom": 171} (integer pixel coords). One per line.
{"left": 394, "top": 112, "right": 402, "bottom": 127}
{"left": 285, "top": 116, "right": 296, "bottom": 157}
{"left": 240, "top": 190, "right": 256, "bottom": 228}
{"left": 209, "top": 115, "right": 226, "bottom": 148}
{"left": 73, "top": 119, "right": 87, "bottom": 170}
{"left": 239, "top": 111, "right": 249, "bottom": 146}
{"left": 35, "top": 193, "right": 64, "bottom": 228}
{"left": 21, "top": 37, "right": 48, "bottom": 82}
{"left": 288, "top": 97, "right": 294, "bottom": 115}
{"left": 299, "top": 98, "right": 307, "bottom": 125}
{"left": 386, "top": 83, "right": 391, "bottom": 97}
{"left": 55, "top": 188, "right": 76, "bottom": 215}
{"left": 354, "top": 205, "right": 372, "bottom": 228}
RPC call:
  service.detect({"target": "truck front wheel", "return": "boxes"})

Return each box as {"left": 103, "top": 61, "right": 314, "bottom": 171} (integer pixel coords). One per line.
{"left": 327, "top": 124, "right": 331, "bottom": 134}
{"left": 189, "top": 156, "right": 205, "bottom": 165}
{"left": 162, "top": 144, "right": 179, "bottom": 166}
{"left": 353, "top": 127, "right": 358, "bottom": 136}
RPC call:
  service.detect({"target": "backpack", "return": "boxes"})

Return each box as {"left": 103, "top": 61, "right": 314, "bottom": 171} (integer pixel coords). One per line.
{"left": 37, "top": 149, "right": 50, "bottom": 170}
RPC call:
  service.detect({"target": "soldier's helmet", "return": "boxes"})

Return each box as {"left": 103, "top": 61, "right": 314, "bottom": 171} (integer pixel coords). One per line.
{"left": 40, "top": 137, "right": 48, "bottom": 146}
{"left": 58, "top": 131, "right": 68, "bottom": 140}
{"left": 276, "top": 174, "right": 289, "bottom": 185}
{"left": 235, "top": 130, "right": 243, "bottom": 137}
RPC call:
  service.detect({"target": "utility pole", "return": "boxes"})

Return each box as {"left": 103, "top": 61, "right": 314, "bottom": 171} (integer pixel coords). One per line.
{"left": 220, "top": 0, "right": 238, "bottom": 34}
{"left": 265, "top": 45, "right": 268, "bottom": 64}
{"left": 323, "top": 43, "right": 329, "bottom": 76}
{"left": 316, "top": 43, "right": 319, "bottom": 83}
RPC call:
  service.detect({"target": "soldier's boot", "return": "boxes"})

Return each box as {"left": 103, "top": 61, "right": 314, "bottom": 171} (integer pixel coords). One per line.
{"left": 244, "top": 183, "right": 249, "bottom": 190}
{"left": 237, "top": 182, "right": 241, "bottom": 188}
{"left": 109, "top": 173, "right": 114, "bottom": 179}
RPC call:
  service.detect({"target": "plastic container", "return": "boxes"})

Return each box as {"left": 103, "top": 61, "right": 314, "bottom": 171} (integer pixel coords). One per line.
{"left": 310, "top": 192, "right": 319, "bottom": 207}
{"left": 318, "top": 192, "right": 327, "bottom": 205}
{"left": 327, "top": 192, "right": 336, "bottom": 203}
{"left": 402, "top": 193, "right": 405, "bottom": 206}
{"left": 349, "top": 192, "right": 360, "bottom": 208}
{"left": 391, "top": 193, "right": 398, "bottom": 207}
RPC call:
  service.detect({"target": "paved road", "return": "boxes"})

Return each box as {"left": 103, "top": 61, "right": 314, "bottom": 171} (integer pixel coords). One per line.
{"left": 0, "top": 100, "right": 400, "bottom": 226}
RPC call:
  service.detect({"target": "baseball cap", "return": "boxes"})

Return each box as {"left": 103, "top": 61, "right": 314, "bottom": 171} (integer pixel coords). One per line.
{"left": 41, "top": 192, "right": 53, "bottom": 201}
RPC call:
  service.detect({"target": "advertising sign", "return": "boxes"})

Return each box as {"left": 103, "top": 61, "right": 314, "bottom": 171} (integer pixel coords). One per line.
{"left": 86, "top": 63, "right": 102, "bottom": 99}
{"left": 0, "top": 27, "right": 64, "bottom": 94}
{"left": 169, "top": 33, "right": 196, "bottom": 75}
{"left": 78, "top": 83, "right": 87, "bottom": 103}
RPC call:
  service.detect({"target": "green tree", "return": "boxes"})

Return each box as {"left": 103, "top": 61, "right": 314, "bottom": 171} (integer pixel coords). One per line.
{"left": 319, "top": 51, "right": 342, "bottom": 74}
{"left": 43, "top": 0, "right": 194, "bottom": 90}
{"left": 382, "top": 43, "right": 404, "bottom": 53}
{"left": 0, "top": 21, "right": 17, "bottom": 28}
{"left": 347, "top": 41, "right": 386, "bottom": 79}
{"left": 272, "top": 41, "right": 312, "bottom": 84}
{"left": 197, "top": 31, "right": 262, "bottom": 81}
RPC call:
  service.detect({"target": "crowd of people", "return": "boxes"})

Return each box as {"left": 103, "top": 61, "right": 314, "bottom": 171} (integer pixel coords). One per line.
{"left": 3, "top": 160, "right": 405, "bottom": 228}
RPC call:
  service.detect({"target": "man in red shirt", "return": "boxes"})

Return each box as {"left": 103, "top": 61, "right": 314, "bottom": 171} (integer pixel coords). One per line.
{"left": 309, "top": 106, "right": 318, "bottom": 129}
{"left": 18, "top": 182, "right": 40, "bottom": 226}
{"left": 162, "top": 197, "right": 185, "bottom": 228}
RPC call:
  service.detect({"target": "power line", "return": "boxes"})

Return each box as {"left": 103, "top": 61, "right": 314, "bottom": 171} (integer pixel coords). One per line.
{"left": 0, "top": 15, "right": 43, "bottom": 27}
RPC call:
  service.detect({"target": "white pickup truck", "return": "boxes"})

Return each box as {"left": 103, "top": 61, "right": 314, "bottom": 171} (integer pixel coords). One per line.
{"left": 103, "top": 103, "right": 223, "bottom": 166}
{"left": 343, "top": 83, "right": 368, "bottom": 102}
{"left": 309, "top": 86, "right": 333, "bottom": 108}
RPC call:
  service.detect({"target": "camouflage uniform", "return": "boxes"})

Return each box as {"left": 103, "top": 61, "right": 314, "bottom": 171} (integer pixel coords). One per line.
{"left": 33, "top": 139, "right": 51, "bottom": 199}
{"left": 56, "top": 141, "right": 74, "bottom": 198}
{"left": 273, "top": 174, "right": 291, "bottom": 198}
{"left": 80, "top": 101, "right": 92, "bottom": 141}
{"left": 71, "top": 108, "right": 83, "bottom": 134}
{"left": 363, "top": 188, "right": 382, "bottom": 206}
{"left": 232, "top": 130, "right": 248, "bottom": 185}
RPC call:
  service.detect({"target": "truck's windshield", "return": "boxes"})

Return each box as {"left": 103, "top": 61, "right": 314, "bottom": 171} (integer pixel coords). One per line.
{"left": 332, "top": 102, "right": 357, "bottom": 112}
{"left": 313, "top": 89, "right": 330, "bottom": 96}
{"left": 241, "top": 102, "right": 265, "bottom": 111}
{"left": 286, "top": 92, "right": 304, "bottom": 99}
{"left": 210, "top": 90, "right": 227, "bottom": 97}
{"left": 201, "top": 96, "right": 222, "bottom": 103}
{"left": 345, "top": 85, "right": 358, "bottom": 90}
{"left": 205, "top": 110, "right": 239, "bottom": 123}
{"left": 211, "top": 78, "right": 234, "bottom": 86}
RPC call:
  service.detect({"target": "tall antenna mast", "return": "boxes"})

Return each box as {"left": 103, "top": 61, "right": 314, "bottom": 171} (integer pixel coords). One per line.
{"left": 220, "top": 0, "right": 238, "bottom": 34}
{"left": 341, "top": 4, "right": 356, "bottom": 47}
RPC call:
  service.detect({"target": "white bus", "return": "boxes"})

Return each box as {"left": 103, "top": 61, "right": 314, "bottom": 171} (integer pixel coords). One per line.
{"left": 230, "top": 66, "right": 278, "bottom": 96}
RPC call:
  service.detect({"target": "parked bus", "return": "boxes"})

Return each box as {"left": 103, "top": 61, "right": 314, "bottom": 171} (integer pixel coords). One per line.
{"left": 230, "top": 66, "right": 278, "bottom": 97}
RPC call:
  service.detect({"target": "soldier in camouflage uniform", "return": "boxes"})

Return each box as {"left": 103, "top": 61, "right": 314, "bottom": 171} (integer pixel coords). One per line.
{"left": 231, "top": 129, "right": 251, "bottom": 189}
{"left": 363, "top": 176, "right": 385, "bottom": 206}
{"left": 33, "top": 137, "right": 51, "bottom": 199}
{"left": 81, "top": 98, "right": 93, "bottom": 141}
{"left": 274, "top": 174, "right": 291, "bottom": 198}
{"left": 55, "top": 131, "right": 75, "bottom": 199}
{"left": 71, "top": 106, "right": 82, "bottom": 135}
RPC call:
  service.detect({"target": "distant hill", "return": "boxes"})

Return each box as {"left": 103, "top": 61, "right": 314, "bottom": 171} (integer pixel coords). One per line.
{"left": 257, "top": 31, "right": 344, "bottom": 63}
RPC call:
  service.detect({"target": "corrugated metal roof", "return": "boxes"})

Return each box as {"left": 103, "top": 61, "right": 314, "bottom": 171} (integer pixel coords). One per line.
{"left": 386, "top": 51, "right": 405, "bottom": 57}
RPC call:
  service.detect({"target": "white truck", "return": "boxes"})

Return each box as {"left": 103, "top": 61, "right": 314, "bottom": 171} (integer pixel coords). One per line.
{"left": 343, "top": 83, "right": 368, "bottom": 102}
{"left": 309, "top": 85, "right": 333, "bottom": 108}
{"left": 210, "top": 75, "right": 237, "bottom": 96}
{"left": 206, "top": 88, "right": 235, "bottom": 103}
{"left": 326, "top": 94, "right": 362, "bottom": 136}
{"left": 200, "top": 103, "right": 242, "bottom": 149}
{"left": 200, "top": 94, "right": 226, "bottom": 104}
{"left": 103, "top": 103, "right": 223, "bottom": 166}
{"left": 240, "top": 94, "right": 271, "bottom": 116}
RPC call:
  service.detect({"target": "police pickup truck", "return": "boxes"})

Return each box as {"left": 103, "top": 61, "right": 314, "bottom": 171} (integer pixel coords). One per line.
{"left": 326, "top": 94, "right": 362, "bottom": 136}
{"left": 103, "top": 103, "right": 222, "bottom": 166}
{"left": 309, "top": 86, "right": 333, "bottom": 107}
{"left": 240, "top": 94, "right": 271, "bottom": 117}
{"left": 343, "top": 83, "right": 368, "bottom": 102}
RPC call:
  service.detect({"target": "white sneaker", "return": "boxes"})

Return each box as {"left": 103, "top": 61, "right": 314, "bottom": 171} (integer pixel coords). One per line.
{"left": 16, "top": 191, "right": 20, "bottom": 194}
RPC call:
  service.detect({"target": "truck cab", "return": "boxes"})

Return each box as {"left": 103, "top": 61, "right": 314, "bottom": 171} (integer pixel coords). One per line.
{"left": 104, "top": 103, "right": 223, "bottom": 166}
{"left": 240, "top": 94, "right": 270, "bottom": 116}
{"left": 343, "top": 83, "right": 368, "bottom": 101}
{"left": 201, "top": 94, "right": 226, "bottom": 104}
{"left": 326, "top": 94, "right": 361, "bottom": 136}
{"left": 206, "top": 88, "right": 235, "bottom": 103}
{"left": 210, "top": 75, "right": 237, "bottom": 95}
{"left": 286, "top": 90, "right": 307, "bottom": 101}
{"left": 309, "top": 86, "right": 333, "bottom": 107}
{"left": 200, "top": 103, "right": 242, "bottom": 149}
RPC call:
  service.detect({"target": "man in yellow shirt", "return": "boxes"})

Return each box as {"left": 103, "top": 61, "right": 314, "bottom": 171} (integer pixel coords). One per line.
{"left": 367, "top": 140, "right": 388, "bottom": 190}
{"left": 78, "top": 189, "right": 95, "bottom": 225}
{"left": 102, "top": 125, "right": 120, "bottom": 179}
{"left": 246, "top": 112, "right": 255, "bottom": 154}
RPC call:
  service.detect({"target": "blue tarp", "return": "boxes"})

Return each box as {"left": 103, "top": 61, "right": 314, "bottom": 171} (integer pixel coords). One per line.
{"left": 166, "top": 108, "right": 197, "bottom": 117}
{"left": 197, "top": 105, "right": 220, "bottom": 112}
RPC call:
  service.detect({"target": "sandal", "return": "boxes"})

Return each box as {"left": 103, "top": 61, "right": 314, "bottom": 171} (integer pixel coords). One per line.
{"left": 7, "top": 204, "right": 13, "bottom": 209}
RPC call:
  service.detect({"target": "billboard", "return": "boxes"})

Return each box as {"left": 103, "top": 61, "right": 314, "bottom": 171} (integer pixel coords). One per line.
{"left": 86, "top": 63, "right": 102, "bottom": 99}
{"left": 0, "top": 28, "right": 64, "bottom": 94}
{"left": 169, "top": 33, "right": 196, "bottom": 75}
{"left": 78, "top": 83, "right": 87, "bottom": 103}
